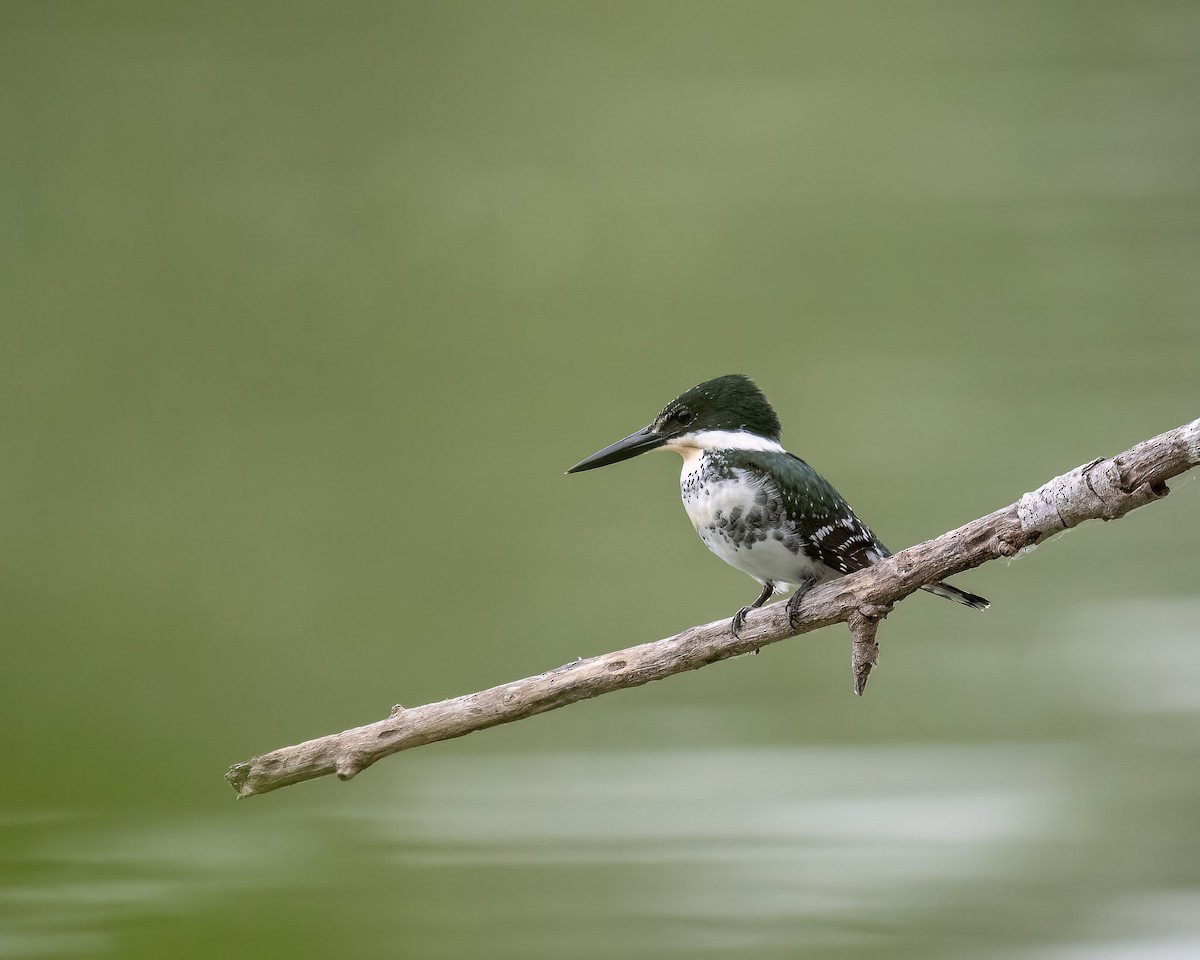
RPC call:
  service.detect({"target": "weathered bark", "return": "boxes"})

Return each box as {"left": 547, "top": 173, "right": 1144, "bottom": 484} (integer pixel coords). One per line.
{"left": 226, "top": 418, "right": 1200, "bottom": 799}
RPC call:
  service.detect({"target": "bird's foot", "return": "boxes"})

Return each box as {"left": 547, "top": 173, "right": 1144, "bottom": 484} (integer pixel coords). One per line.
{"left": 733, "top": 582, "right": 775, "bottom": 640}
{"left": 786, "top": 577, "right": 821, "bottom": 628}
{"left": 732, "top": 605, "right": 753, "bottom": 639}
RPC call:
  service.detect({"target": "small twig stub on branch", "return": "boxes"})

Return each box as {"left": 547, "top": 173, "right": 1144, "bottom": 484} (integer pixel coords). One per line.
{"left": 848, "top": 603, "right": 891, "bottom": 696}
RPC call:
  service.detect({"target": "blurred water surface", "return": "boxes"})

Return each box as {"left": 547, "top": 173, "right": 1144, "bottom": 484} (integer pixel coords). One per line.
{"left": 2, "top": 2, "right": 1198, "bottom": 958}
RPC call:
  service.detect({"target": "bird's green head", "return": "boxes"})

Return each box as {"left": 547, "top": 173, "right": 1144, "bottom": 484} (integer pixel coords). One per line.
{"left": 566, "top": 374, "right": 782, "bottom": 474}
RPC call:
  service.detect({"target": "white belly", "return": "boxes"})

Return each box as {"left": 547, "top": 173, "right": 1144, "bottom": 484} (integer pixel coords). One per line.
{"left": 679, "top": 459, "right": 829, "bottom": 595}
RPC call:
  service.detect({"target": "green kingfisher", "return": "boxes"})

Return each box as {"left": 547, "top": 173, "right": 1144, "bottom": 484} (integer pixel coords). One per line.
{"left": 567, "top": 374, "right": 988, "bottom": 635}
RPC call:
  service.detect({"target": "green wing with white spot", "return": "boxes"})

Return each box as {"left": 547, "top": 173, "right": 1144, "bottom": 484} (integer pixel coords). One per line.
{"left": 728, "top": 449, "right": 891, "bottom": 575}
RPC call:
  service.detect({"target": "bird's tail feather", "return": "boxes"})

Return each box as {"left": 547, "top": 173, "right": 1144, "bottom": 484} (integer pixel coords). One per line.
{"left": 921, "top": 582, "right": 990, "bottom": 610}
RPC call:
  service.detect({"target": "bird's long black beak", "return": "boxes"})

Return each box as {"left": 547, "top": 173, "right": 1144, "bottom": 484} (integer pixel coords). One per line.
{"left": 566, "top": 426, "right": 667, "bottom": 474}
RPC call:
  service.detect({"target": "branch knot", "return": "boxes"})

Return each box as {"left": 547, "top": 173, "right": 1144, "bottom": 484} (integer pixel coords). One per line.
{"left": 1018, "top": 452, "right": 1167, "bottom": 535}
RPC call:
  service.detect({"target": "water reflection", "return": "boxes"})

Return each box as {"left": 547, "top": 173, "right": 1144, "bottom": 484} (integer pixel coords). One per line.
{"left": 0, "top": 814, "right": 317, "bottom": 958}
{"left": 0, "top": 744, "right": 1076, "bottom": 957}
{"left": 1014, "top": 890, "right": 1200, "bottom": 960}
{"left": 354, "top": 744, "right": 1064, "bottom": 861}
{"left": 343, "top": 743, "right": 1071, "bottom": 951}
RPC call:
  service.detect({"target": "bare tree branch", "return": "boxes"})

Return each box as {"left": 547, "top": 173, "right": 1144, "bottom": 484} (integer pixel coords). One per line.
{"left": 226, "top": 418, "right": 1200, "bottom": 799}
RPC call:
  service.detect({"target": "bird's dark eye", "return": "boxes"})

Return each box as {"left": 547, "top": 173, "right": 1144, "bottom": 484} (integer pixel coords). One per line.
{"left": 674, "top": 408, "right": 694, "bottom": 426}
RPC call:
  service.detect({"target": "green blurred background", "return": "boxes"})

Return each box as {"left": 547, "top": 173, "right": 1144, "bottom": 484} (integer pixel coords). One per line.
{"left": 3, "top": 2, "right": 1199, "bottom": 957}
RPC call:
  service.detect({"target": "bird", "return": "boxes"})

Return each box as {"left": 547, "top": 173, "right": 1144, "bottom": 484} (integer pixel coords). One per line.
{"left": 566, "top": 373, "right": 988, "bottom": 635}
